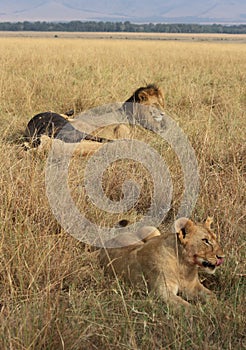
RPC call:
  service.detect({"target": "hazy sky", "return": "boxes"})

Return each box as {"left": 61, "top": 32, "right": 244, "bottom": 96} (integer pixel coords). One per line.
{"left": 0, "top": 0, "right": 245, "bottom": 23}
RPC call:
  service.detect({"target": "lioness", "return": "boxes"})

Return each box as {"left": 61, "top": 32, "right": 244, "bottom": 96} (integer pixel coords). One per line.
{"left": 23, "top": 84, "right": 165, "bottom": 150}
{"left": 99, "top": 217, "right": 225, "bottom": 308}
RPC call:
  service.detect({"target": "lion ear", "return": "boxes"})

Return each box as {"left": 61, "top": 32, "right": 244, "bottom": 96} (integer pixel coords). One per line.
{"left": 204, "top": 216, "right": 213, "bottom": 230}
{"left": 175, "top": 217, "right": 194, "bottom": 245}
{"left": 138, "top": 91, "right": 148, "bottom": 102}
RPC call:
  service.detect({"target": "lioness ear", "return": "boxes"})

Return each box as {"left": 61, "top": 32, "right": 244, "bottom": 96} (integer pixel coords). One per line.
{"left": 204, "top": 216, "right": 213, "bottom": 230}
{"left": 175, "top": 217, "right": 194, "bottom": 245}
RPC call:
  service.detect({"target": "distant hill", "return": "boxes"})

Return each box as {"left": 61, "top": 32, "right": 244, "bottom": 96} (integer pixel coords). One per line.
{"left": 0, "top": 0, "right": 246, "bottom": 24}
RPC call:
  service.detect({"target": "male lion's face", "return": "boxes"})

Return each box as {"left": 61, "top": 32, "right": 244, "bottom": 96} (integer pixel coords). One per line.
{"left": 176, "top": 217, "right": 225, "bottom": 274}
{"left": 123, "top": 84, "right": 166, "bottom": 132}
{"left": 133, "top": 85, "right": 165, "bottom": 112}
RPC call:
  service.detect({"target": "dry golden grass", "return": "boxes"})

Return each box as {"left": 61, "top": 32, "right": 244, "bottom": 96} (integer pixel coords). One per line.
{"left": 0, "top": 37, "right": 245, "bottom": 349}
{"left": 1, "top": 31, "right": 246, "bottom": 43}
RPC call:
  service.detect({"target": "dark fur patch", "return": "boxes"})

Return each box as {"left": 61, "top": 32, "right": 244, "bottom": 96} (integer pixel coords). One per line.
{"left": 24, "top": 111, "right": 110, "bottom": 148}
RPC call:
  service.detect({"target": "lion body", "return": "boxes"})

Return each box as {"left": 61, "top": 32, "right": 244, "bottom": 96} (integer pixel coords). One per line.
{"left": 101, "top": 84, "right": 165, "bottom": 140}
{"left": 23, "top": 84, "right": 165, "bottom": 153}
{"left": 99, "top": 218, "right": 225, "bottom": 307}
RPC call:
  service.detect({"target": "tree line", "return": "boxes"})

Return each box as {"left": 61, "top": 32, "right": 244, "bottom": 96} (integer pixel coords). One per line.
{"left": 0, "top": 21, "right": 245, "bottom": 34}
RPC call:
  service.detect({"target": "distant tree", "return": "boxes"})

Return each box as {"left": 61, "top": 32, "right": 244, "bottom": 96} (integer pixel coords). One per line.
{"left": 0, "top": 21, "right": 245, "bottom": 34}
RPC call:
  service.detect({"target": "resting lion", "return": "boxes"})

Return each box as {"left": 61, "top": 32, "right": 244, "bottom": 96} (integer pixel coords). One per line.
{"left": 91, "top": 84, "right": 165, "bottom": 140}
{"left": 99, "top": 217, "right": 225, "bottom": 308}
{"left": 23, "top": 84, "right": 165, "bottom": 154}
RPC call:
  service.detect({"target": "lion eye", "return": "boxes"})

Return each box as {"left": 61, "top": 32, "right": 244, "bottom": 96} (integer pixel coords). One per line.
{"left": 202, "top": 238, "right": 210, "bottom": 245}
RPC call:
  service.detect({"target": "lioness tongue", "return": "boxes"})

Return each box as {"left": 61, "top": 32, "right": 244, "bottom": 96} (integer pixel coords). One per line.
{"left": 216, "top": 258, "right": 224, "bottom": 266}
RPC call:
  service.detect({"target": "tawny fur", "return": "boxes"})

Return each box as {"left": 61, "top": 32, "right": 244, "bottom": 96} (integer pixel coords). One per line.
{"left": 90, "top": 84, "right": 165, "bottom": 140}
{"left": 99, "top": 217, "right": 225, "bottom": 308}
{"left": 23, "top": 84, "right": 165, "bottom": 155}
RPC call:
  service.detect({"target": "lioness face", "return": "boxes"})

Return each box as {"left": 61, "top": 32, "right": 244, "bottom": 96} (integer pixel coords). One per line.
{"left": 176, "top": 217, "right": 225, "bottom": 274}
{"left": 190, "top": 225, "right": 225, "bottom": 274}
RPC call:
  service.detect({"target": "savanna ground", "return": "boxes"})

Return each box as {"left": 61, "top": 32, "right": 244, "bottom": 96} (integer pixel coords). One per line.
{"left": 0, "top": 34, "right": 245, "bottom": 349}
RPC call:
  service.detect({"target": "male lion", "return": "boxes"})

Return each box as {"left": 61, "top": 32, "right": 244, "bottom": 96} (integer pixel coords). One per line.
{"left": 89, "top": 84, "right": 165, "bottom": 140}
{"left": 99, "top": 217, "right": 225, "bottom": 308}
{"left": 23, "top": 84, "right": 165, "bottom": 151}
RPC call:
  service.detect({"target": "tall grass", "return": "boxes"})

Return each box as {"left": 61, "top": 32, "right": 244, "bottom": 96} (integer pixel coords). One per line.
{"left": 0, "top": 36, "right": 245, "bottom": 349}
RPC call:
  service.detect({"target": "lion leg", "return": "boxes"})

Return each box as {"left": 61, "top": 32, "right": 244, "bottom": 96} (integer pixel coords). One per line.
{"left": 73, "top": 140, "right": 104, "bottom": 156}
{"left": 167, "top": 294, "right": 191, "bottom": 308}
{"left": 90, "top": 124, "right": 131, "bottom": 140}
{"left": 153, "top": 278, "right": 191, "bottom": 308}
{"left": 113, "top": 124, "right": 131, "bottom": 139}
{"left": 187, "top": 282, "right": 217, "bottom": 303}
{"left": 24, "top": 134, "right": 53, "bottom": 154}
